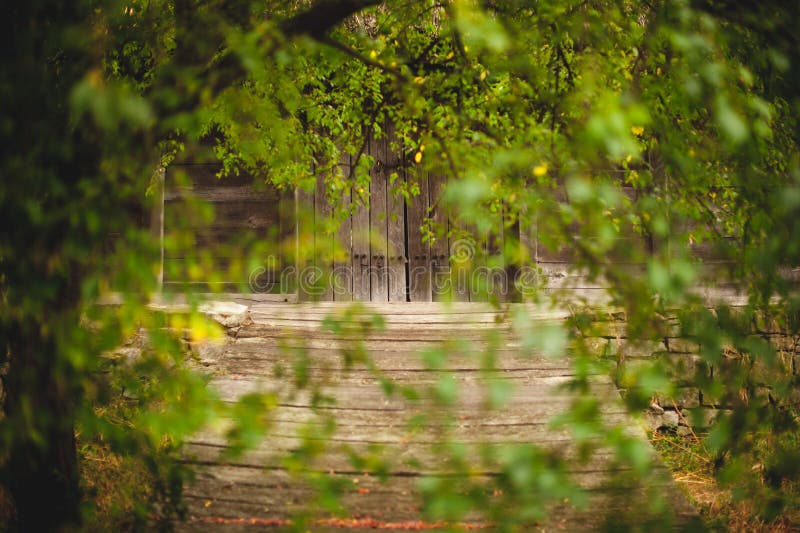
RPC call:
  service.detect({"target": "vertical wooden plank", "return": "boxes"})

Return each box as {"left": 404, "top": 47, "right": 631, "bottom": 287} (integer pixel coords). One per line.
{"left": 161, "top": 164, "right": 185, "bottom": 289}
{"left": 150, "top": 166, "right": 165, "bottom": 293}
{"left": 471, "top": 226, "right": 489, "bottom": 303}
{"left": 450, "top": 213, "right": 471, "bottom": 302}
{"left": 536, "top": 183, "right": 573, "bottom": 279}
{"left": 296, "top": 185, "right": 315, "bottom": 301}
{"left": 429, "top": 173, "right": 450, "bottom": 302}
{"left": 351, "top": 151, "right": 371, "bottom": 302}
{"left": 333, "top": 152, "right": 353, "bottom": 301}
{"left": 314, "top": 173, "right": 334, "bottom": 301}
{"left": 486, "top": 210, "right": 506, "bottom": 302}
{"left": 519, "top": 202, "right": 537, "bottom": 264}
{"left": 278, "top": 187, "right": 296, "bottom": 295}
{"left": 370, "top": 133, "right": 389, "bottom": 302}
{"left": 502, "top": 212, "right": 524, "bottom": 303}
{"left": 406, "top": 169, "right": 431, "bottom": 302}
{"left": 517, "top": 209, "right": 538, "bottom": 302}
{"left": 385, "top": 122, "right": 407, "bottom": 302}
{"left": 464, "top": 209, "right": 499, "bottom": 303}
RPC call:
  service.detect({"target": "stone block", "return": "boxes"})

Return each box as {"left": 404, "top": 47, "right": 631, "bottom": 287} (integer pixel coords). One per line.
{"left": 714, "top": 351, "right": 791, "bottom": 385}
{"left": 618, "top": 339, "right": 669, "bottom": 358}
{"left": 662, "top": 319, "right": 682, "bottom": 338}
{"left": 200, "top": 301, "right": 250, "bottom": 330}
{"left": 752, "top": 311, "right": 781, "bottom": 334}
{"left": 665, "top": 337, "right": 700, "bottom": 353}
{"left": 581, "top": 336, "right": 615, "bottom": 356}
{"left": 685, "top": 407, "right": 731, "bottom": 428}
{"left": 654, "top": 387, "right": 700, "bottom": 409}
{"left": 621, "top": 353, "right": 705, "bottom": 385}
{"left": 115, "top": 346, "right": 143, "bottom": 363}
{"left": 642, "top": 409, "right": 680, "bottom": 432}
{"left": 588, "top": 319, "right": 628, "bottom": 339}
{"left": 663, "top": 410, "right": 681, "bottom": 428}
{"left": 662, "top": 353, "right": 708, "bottom": 383}
{"left": 762, "top": 334, "right": 799, "bottom": 354}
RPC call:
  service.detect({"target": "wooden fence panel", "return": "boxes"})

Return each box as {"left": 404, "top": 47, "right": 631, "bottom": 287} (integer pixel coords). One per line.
{"left": 278, "top": 188, "right": 296, "bottom": 295}
{"left": 161, "top": 134, "right": 708, "bottom": 301}
{"left": 450, "top": 215, "right": 471, "bottom": 302}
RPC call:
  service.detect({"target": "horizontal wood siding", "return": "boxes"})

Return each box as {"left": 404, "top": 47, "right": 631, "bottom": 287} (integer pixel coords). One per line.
{"left": 163, "top": 164, "right": 283, "bottom": 293}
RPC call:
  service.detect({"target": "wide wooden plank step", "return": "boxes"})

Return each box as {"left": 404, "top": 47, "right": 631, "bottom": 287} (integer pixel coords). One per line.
{"left": 178, "top": 465, "right": 696, "bottom": 532}
{"left": 183, "top": 442, "right": 634, "bottom": 476}
{"left": 179, "top": 301, "right": 695, "bottom": 529}
{"left": 207, "top": 375, "right": 621, "bottom": 408}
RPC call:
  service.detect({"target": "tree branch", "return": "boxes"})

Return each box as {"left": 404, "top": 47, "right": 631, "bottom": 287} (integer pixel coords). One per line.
{"left": 282, "top": 0, "right": 382, "bottom": 38}
{"left": 318, "top": 35, "right": 402, "bottom": 77}
{"left": 152, "top": 1, "right": 386, "bottom": 127}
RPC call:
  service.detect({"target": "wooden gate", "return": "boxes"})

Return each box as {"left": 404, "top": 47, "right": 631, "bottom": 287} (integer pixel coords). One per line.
{"left": 158, "top": 157, "right": 735, "bottom": 303}
{"left": 161, "top": 156, "right": 521, "bottom": 302}
{"left": 298, "top": 133, "right": 510, "bottom": 303}
{"left": 160, "top": 134, "right": 655, "bottom": 302}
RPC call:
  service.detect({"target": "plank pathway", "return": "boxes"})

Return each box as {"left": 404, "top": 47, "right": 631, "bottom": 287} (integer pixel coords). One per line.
{"left": 179, "top": 302, "right": 697, "bottom": 531}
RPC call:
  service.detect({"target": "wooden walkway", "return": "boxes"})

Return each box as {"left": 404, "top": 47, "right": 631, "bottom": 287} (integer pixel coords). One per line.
{"left": 179, "top": 302, "right": 697, "bottom": 531}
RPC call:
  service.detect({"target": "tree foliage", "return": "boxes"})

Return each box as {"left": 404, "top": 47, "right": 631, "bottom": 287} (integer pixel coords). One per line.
{"left": 1, "top": 0, "right": 799, "bottom": 530}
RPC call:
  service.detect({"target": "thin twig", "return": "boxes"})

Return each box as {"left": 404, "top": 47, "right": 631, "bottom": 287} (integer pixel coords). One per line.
{"left": 672, "top": 399, "right": 699, "bottom": 440}
{"left": 318, "top": 35, "right": 404, "bottom": 78}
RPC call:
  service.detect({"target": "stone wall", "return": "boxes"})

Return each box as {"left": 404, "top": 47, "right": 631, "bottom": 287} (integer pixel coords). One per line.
{"left": 580, "top": 308, "right": 800, "bottom": 434}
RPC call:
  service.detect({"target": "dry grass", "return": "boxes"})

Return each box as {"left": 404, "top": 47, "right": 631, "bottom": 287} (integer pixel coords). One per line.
{"left": 79, "top": 437, "right": 155, "bottom": 531}
{"left": 650, "top": 431, "right": 800, "bottom": 532}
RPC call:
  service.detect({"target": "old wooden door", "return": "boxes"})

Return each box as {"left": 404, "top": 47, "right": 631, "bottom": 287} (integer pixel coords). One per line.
{"left": 161, "top": 137, "right": 515, "bottom": 301}
{"left": 300, "top": 134, "right": 511, "bottom": 303}
{"left": 160, "top": 159, "right": 649, "bottom": 302}
{"left": 299, "top": 128, "right": 408, "bottom": 303}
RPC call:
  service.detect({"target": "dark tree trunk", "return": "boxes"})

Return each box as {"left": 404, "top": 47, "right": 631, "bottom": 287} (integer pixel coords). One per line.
{"left": 4, "top": 319, "right": 81, "bottom": 531}
{"left": 0, "top": 1, "right": 390, "bottom": 530}
{"left": 0, "top": 2, "right": 89, "bottom": 526}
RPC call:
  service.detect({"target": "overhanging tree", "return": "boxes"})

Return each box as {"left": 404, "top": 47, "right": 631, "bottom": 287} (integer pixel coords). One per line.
{"left": 1, "top": 0, "right": 799, "bottom": 529}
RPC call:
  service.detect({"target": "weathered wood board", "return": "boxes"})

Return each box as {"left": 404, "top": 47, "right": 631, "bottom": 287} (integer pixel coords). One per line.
{"left": 385, "top": 123, "right": 406, "bottom": 302}
{"left": 351, "top": 152, "right": 371, "bottom": 302}
{"left": 296, "top": 185, "right": 315, "bottom": 301}
{"left": 314, "top": 164, "right": 334, "bottom": 302}
{"left": 369, "top": 133, "right": 389, "bottom": 302}
{"left": 428, "top": 173, "right": 450, "bottom": 303}
{"left": 163, "top": 164, "right": 282, "bottom": 292}
{"left": 406, "top": 169, "right": 431, "bottom": 303}
{"left": 333, "top": 153, "right": 353, "bottom": 301}
{"left": 178, "top": 301, "right": 697, "bottom": 531}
